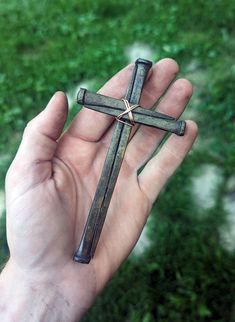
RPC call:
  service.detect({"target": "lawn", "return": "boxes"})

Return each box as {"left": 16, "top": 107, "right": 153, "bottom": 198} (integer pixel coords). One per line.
{"left": 0, "top": 0, "right": 235, "bottom": 320}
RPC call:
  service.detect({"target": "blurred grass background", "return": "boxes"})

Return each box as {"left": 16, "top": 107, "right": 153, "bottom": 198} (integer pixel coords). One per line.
{"left": 0, "top": 0, "right": 235, "bottom": 321}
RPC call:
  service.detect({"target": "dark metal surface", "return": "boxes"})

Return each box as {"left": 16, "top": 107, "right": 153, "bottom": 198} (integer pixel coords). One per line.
{"left": 74, "top": 59, "right": 152, "bottom": 263}
{"left": 74, "top": 58, "right": 187, "bottom": 264}
{"left": 77, "top": 89, "right": 186, "bottom": 136}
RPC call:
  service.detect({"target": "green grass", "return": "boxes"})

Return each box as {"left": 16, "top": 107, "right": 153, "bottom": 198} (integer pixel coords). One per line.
{"left": 1, "top": 0, "right": 235, "bottom": 320}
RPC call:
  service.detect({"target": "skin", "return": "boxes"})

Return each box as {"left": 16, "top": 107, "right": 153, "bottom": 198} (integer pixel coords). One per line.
{"left": 0, "top": 58, "right": 198, "bottom": 321}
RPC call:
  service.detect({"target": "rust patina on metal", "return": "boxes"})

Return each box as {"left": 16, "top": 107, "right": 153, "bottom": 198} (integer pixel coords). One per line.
{"left": 74, "top": 59, "right": 186, "bottom": 264}
{"left": 77, "top": 89, "right": 185, "bottom": 135}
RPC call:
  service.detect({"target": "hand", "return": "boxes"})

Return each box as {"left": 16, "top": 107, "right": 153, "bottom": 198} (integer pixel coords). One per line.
{"left": 0, "top": 59, "right": 197, "bottom": 321}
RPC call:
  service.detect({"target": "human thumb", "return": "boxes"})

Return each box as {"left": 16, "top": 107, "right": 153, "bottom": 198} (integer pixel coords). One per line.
{"left": 7, "top": 92, "right": 68, "bottom": 190}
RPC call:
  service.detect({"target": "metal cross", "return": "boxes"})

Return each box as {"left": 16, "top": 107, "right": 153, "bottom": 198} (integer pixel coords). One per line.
{"left": 74, "top": 59, "right": 186, "bottom": 264}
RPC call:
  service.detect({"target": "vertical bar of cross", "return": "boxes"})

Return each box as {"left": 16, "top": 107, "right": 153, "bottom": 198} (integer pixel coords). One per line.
{"left": 74, "top": 59, "right": 152, "bottom": 263}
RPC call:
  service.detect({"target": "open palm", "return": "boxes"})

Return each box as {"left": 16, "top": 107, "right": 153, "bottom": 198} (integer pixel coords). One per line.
{"left": 5, "top": 59, "right": 197, "bottom": 318}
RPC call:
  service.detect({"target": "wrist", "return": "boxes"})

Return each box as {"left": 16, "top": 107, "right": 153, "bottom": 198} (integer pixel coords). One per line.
{"left": 0, "top": 260, "right": 78, "bottom": 322}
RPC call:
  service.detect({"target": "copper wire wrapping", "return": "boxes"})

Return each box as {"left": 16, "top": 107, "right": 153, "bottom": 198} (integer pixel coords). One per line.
{"left": 116, "top": 99, "right": 139, "bottom": 126}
